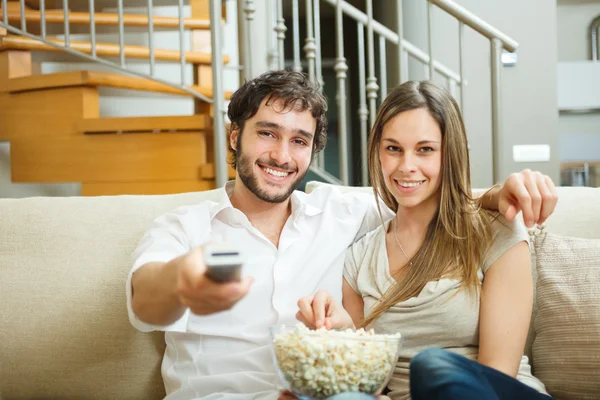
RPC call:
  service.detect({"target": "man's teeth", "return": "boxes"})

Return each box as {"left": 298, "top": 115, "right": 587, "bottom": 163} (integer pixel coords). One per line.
{"left": 263, "top": 167, "right": 290, "bottom": 177}
{"left": 398, "top": 181, "right": 423, "bottom": 188}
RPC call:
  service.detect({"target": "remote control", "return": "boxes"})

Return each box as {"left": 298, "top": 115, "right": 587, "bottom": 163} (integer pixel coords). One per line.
{"left": 203, "top": 243, "right": 244, "bottom": 283}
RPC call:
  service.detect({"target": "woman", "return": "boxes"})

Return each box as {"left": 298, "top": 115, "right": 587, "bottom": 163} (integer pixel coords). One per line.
{"left": 295, "top": 81, "right": 552, "bottom": 400}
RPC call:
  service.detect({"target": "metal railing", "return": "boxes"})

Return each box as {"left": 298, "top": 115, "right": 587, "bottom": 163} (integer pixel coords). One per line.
{"left": 1, "top": 0, "right": 519, "bottom": 187}
{"left": 0, "top": 0, "right": 229, "bottom": 188}
{"left": 239, "top": 0, "right": 519, "bottom": 186}
{"left": 589, "top": 14, "right": 600, "bottom": 61}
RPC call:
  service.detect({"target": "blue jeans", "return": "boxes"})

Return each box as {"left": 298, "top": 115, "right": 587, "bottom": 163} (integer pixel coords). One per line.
{"left": 410, "top": 348, "right": 553, "bottom": 400}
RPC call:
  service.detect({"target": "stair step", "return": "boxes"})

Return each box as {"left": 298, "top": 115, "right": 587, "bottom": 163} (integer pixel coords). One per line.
{"left": 6, "top": 70, "right": 233, "bottom": 99}
{"left": 0, "top": 35, "right": 228, "bottom": 64}
{"left": 81, "top": 180, "right": 216, "bottom": 196}
{"left": 199, "top": 163, "right": 236, "bottom": 180}
{"left": 10, "top": 130, "right": 209, "bottom": 183}
{"left": 77, "top": 115, "right": 210, "bottom": 134}
{"left": 23, "top": 0, "right": 223, "bottom": 17}
{"left": 0, "top": 8, "right": 211, "bottom": 29}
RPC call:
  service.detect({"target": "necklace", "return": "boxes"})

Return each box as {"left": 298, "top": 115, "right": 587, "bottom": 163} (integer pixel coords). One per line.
{"left": 392, "top": 218, "right": 413, "bottom": 267}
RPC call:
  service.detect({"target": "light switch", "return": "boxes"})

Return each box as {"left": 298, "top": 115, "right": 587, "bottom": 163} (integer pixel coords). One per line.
{"left": 512, "top": 145, "right": 551, "bottom": 162}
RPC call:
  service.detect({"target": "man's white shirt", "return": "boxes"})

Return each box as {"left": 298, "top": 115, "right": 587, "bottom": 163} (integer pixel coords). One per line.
{"left": 126, "top": 182, "right": 392, "bottom": 400}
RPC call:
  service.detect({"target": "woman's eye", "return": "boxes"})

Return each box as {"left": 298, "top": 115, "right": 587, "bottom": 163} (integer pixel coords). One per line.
{"left": 419, "top": 147, "right": 434, "bottom": 153}
{"left": 387, "top": 146, "right": 400, "bottom": 152}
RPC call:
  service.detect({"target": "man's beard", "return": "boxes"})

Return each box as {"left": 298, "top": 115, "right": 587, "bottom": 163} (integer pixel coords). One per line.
{"left": 235, "top": 144, "right": 309, "bottom": 204}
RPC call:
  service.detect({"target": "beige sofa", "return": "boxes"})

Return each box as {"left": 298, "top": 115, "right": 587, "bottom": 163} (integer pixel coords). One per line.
{"left": 1, "top": 184, "right": 599, "bottom": 400}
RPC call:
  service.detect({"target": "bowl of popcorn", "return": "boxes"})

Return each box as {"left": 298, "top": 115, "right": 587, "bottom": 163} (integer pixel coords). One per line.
{"left": 270, "top": 324, "right": 402, "bottom": 399}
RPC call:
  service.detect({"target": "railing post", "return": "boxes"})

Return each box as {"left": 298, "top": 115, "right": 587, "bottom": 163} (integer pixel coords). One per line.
{"left": 40, "top": 0, "right": 47, "bottom": 39}
{"left": 117, "top": 0, "right": 125, "bottom": 66}
{"left": 396, "top": 0, "right": 405, "bottom": 83}
{"left": 366, "top": 0, "right": 379, "bottom": 129}
{"left": 292, "top": 0, "right": 302, "bottom": 72}
{"left": 89, "top": 0, "right": 96, "bottom": 57}
{"left": 314, "top": 0, "right": 325, "bottom": 169}
{"left": 210, "top": 0, "right": 228, "bottom": 187}
{"left": 20, "top": 0, "right": 26, "bottom": 32}
{"left": 275, "top": 0, "right": 286, "bottom": 70}
{"left": 458, "top": 21, "right": 465, "bottom": 112}
{"left": 63, "top": 0, "right": 70, "bottom": 47}
{"left": 335, "top": 0, "right": 349, "bottom": 185}
{"left": 243, "top": 0, "right": 255, "bottom": 79}
{"left": 490, "top": 37, "right": 503, "bottom": 184}
{"left": 2, "top": 0, "right": 7, "bottom": 25}
{"left": 313, "top": 0, "right": 324, "bottom": 89}
{"left": 304, "top": 0, "right": 316, "bottom": 82}
{"left": 379, "top": 35, "right": 387, "bottom": 101}
{"left": 427, "top": 0, "right": 434, "bottom": 80}
{"left": 267, "top": 0, "right": 278, "bottom": 70}
{"left": 357, "top": 23, "right": 369, "bottom": 186}
{"left": 146, "top": 0, "right": 154, "bottom": 75}
{"left": 178, "top": 0, "right": 186, "bottom": 85}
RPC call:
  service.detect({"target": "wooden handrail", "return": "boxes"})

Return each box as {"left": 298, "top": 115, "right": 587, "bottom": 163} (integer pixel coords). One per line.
{"left": 0, "top": 35, "right": 229, "bottom": 64}
{"left": 0, "top": 8, "right": 211, "bottom": 29}
{"left": 6, "top": 70, "right": 233, "bottom": 99}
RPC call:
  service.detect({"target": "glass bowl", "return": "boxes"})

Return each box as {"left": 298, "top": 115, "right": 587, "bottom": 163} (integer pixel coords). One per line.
{"left": 270, "top": 324, "right": 403, "bottom": 400}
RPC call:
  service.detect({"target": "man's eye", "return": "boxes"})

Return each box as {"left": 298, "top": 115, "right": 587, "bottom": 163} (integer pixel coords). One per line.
{"left": 293, "top": 139, "right": 308, "bottom": 146}
{"left": 258, "top": 131, "right": 274, "bottom": 138}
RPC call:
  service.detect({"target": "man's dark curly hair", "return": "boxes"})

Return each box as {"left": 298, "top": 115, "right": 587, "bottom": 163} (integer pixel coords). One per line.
{"left": 227, "top": 70, "right": 328, "bottom": 168}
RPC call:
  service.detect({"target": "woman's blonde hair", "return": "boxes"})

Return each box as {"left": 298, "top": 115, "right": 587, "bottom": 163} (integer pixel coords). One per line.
{"left": 361, "top": 81, "right": 495, "bottom": 328}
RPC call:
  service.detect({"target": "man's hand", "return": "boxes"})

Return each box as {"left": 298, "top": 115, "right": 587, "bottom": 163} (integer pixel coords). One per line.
{"left": 491, "top": 169, "right": 558, "bottom": 228}
{"left": 176, "top": 247, "right": 254, "bottom": 315}
{"left": 296, "top": 290, "right": 354, "bottom": 330}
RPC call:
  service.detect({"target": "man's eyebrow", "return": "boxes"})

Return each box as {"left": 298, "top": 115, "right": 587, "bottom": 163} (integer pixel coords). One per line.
{"left": 254, "top": 120, "right": 314, "bottom": 140}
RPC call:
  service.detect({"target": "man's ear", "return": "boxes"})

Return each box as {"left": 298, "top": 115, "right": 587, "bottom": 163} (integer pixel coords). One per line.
{"left": 229, "top": 123, "right": 239, "bottom": 150}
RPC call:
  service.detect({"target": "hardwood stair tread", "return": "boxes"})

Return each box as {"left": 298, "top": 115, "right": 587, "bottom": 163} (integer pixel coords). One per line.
{"left": 10, "top": 132, "right": 209, "bottom": 182}
{"left": 77, "top": 115, "right": 211, "bottom": 134}
{"left": 6, "top": 70, "right": 233, "bottom": 99}
{"left": 199, "top": 163, "right": 236, "bottom": 180}
{"left": 81, "top": 180, "right": 216, "bottom": 196}
{"left": 0, "top": 35, "right": 229, "bottom": 64}
{"left": 0, "top": 8, "right": 211, "bottom": 29}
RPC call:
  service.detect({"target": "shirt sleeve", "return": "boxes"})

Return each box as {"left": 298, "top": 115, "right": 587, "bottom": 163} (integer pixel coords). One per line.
{"left": 343, "top": 240, "right": 364, "bottom": 294}
{"left": 126, "top": 206, "right": 196, "bottom": 333}
{"left": 481, "top": 215, "right": 531, "bottom": 274}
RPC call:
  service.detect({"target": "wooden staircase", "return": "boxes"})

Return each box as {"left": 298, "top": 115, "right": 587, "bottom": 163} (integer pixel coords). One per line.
{"left": 0, "top": 8, "right": 212, "bottom": 29}
{"left": 0, "top": 0, "right": 235, "bottom": 196}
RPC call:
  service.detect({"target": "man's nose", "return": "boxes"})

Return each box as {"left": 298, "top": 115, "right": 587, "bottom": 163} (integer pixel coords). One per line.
{"left": 270, "top": 142, "right": 292, "bottom": 165}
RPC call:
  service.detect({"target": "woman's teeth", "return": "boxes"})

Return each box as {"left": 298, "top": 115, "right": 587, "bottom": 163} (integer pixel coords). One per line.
{"left": 398, "top": 181, "right": 423, "bottom": 188}
{"left": 263, "top": 167, "right": 290, "bottom": 178}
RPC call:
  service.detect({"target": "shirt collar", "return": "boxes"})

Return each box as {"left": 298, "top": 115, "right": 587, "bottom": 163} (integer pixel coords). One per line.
{"left": 210, "top": 181, "right": 324, "bottom": 223}
{"left": 209, "top": 181, "right": 236, "bottom": 220}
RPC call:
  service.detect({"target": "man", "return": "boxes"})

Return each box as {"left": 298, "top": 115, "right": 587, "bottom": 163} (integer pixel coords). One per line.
{"left": 127, "top": 70, "right": 558, "bottom": 400}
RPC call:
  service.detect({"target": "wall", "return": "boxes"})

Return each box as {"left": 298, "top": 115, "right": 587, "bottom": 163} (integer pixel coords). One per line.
{"left": 376, "top": 0, "right": 560, "bottom": 187}
{"left": 556, "top": 0, "right": 600, "bottom": 164}
{"left": 0, "top": 2, "right": 240, "bottom": 198}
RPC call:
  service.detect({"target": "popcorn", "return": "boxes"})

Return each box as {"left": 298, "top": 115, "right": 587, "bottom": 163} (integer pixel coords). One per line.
{"left": 272, "top": 324, "right": 401, "bottom": 399}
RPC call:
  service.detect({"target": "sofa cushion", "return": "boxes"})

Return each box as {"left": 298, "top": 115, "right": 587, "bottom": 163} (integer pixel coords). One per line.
{"left": 532, "top": 231, "right": 600, "bottom": 400}
{"left": 0, "top": 189, "right": 221, "bottom": 399}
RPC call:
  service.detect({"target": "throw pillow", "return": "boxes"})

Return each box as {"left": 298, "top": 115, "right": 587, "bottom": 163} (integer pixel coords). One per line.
{"left": 532, "top": 231, "right": 600, "bottom": 400}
